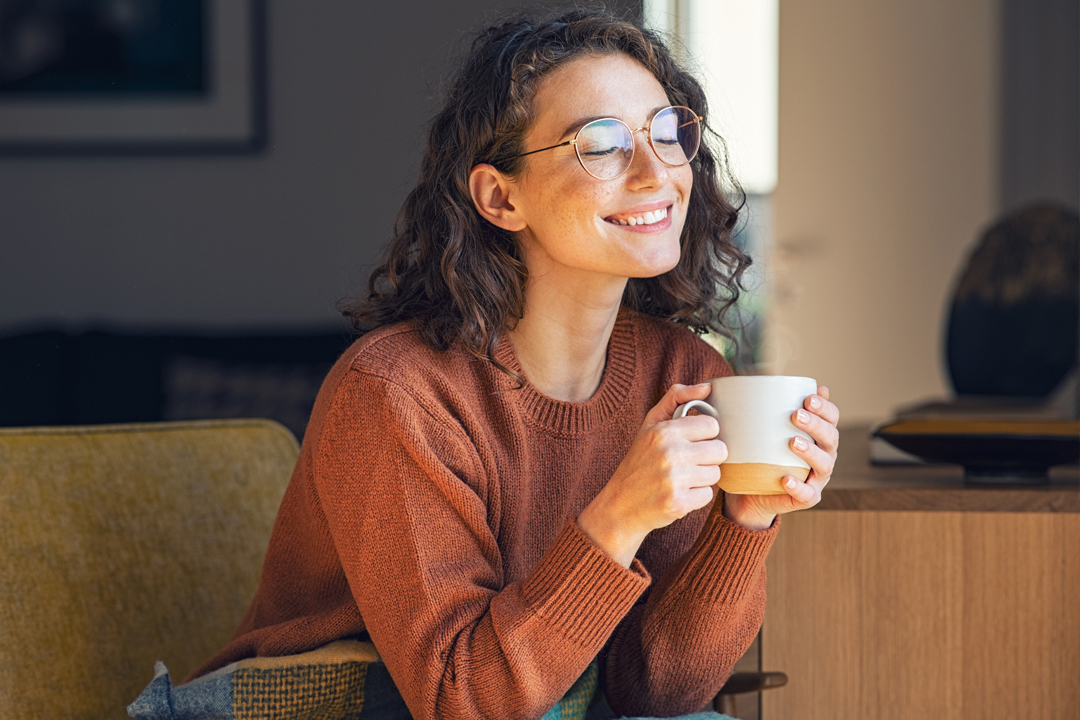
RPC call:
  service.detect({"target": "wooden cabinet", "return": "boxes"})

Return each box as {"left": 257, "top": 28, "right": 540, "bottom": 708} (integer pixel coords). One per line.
{"left": 761, "top": 429, "right": 1080, "bottom": 719}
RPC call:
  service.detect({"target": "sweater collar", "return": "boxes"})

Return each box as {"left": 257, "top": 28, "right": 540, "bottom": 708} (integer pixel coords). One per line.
{"left": 494, "top": 307, "right": 638, "bottom": 436}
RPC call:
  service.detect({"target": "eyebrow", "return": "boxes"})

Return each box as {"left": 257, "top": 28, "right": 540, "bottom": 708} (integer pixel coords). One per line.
{"left": 557, "top": 105, "right": 669, "bottom": 140}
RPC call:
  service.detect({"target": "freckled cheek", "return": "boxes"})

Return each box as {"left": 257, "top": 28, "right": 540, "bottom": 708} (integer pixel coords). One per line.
{"left": 530, "top": 158, "right": 610, "bottom": 210}
{"left": 549, "top": 184, "right": 607, "bottom": 230}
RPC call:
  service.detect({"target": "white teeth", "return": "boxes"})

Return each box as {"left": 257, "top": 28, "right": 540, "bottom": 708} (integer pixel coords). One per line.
{"left": 608, "top": 206, "right": 669, "bottom": 226}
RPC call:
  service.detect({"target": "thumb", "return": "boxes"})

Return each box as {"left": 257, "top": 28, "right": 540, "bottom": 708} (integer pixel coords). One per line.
{"left": 643, "top": 383, "right": 713, "bottom": 428}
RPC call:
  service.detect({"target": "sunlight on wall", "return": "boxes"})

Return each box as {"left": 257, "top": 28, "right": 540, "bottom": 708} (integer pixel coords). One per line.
{"left": 645, "top": 1, "right": 778, "bottom": 373}
{"left": 644, "top": 0, "right": 778, "bottom": 195}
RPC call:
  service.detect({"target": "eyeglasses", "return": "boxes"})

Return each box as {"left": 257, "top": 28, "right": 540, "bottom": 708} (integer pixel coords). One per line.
{"left": 502, "top": 105, "right": 704, "bottom": 180}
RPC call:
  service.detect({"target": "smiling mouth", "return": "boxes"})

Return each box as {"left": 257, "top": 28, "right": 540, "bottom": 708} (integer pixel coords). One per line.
{"left": 604, "top": 205, "right": 670, "bottom": 227}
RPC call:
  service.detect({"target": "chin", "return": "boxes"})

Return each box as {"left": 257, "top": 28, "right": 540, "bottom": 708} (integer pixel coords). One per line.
{"left": 628, "top": 258, "right": 681, "bottom": 280}
{"left": 634, "top": 246, "right": 682, "bottom": 278}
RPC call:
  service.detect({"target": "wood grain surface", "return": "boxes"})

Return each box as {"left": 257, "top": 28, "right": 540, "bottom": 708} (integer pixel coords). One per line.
{"left": 762, "top": 510, "right": 1080, "bottom": 719}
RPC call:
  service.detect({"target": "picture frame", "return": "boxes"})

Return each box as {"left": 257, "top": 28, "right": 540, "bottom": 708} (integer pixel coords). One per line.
{"left": 0, "top": 0, "right": 266, "bottom": 154}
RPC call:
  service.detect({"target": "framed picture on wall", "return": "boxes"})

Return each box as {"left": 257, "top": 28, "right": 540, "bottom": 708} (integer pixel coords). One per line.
{"left": 0, "top": 0, "right": 266, "bottom": 154}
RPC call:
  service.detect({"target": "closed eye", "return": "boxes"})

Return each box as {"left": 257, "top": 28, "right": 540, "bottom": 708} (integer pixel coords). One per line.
{"left": 581, "top": 146, "right": 622, "bottom": 158}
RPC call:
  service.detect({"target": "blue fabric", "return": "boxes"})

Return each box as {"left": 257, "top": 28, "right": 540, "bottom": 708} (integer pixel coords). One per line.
{"left": 172, "top": 672, "right": 233, "bottom": 719}
{"left": 127, "top": 662, "right": 234, "bottom": 719}
{"left": 583, "top": 691, "right": 735, "bottom": 720}
{"left": 126, "top": 663, "right": 183, "bottom": 719}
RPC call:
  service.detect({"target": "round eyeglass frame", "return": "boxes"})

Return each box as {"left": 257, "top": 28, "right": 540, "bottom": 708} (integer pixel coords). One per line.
{"left": 501, "top": 105, "right": 705, "bottom": 180}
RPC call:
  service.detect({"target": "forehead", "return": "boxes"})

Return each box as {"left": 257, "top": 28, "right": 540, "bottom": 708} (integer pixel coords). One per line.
{"left": 529, "top": 53, "right": 671, "bottom": 140}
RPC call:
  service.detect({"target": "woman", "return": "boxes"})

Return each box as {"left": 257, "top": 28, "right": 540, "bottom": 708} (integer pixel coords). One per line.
{"left": 191, "top": 7, "right": 839, "bottom": 719}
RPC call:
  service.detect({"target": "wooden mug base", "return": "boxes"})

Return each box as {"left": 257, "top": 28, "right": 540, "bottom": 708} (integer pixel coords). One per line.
{"left": 718, "top": 463, "right": 811, "bottom": 495}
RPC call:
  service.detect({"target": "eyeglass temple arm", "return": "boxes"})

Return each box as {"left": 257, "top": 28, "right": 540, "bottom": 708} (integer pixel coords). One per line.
{"left": 677, "top": 114, "right": 704, "bottom": 130}
{"left": 504, "top": 139, "right": 574, "bottom": 161}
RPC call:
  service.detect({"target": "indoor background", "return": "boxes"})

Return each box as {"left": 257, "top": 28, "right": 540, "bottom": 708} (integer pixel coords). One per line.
{"left": 0, "top": 0, "right": 1076, "bottom": 428}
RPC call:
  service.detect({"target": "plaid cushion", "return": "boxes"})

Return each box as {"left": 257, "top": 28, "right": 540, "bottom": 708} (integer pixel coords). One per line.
{"left": 232, "top": 662, "right": 368, "bottom": 719}
{"left": 127, "top": 640, "right": 599, "bottom": 720}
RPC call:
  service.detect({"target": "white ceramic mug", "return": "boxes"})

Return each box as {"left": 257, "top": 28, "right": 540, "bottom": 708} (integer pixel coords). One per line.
{"left": 673, "top": 375, "right": 818, "bottom": 495}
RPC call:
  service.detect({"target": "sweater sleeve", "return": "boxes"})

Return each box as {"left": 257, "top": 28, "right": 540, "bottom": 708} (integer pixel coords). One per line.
{"left": 312, "top": 368, "right": 650, "bottom": 720}
{"left": 597, "top": 331, "right": 780, "bottom": 717}
{"left": 600, "top": 506, "right": 778, "bottom": 716}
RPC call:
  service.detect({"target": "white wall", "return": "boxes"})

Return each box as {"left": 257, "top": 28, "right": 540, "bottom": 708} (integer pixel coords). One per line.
{"left": 0, "top": 1, "right": 572, "bottom": 332}
{"left": 764, "top": 0, "right": 1001, "bottom": 424}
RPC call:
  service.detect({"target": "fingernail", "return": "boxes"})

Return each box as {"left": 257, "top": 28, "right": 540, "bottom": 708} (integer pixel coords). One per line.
{"left": 796, "top": 409, "right": 809, "bottom": 425}
{"left": 785, "top": 477, "right": 797, "bottom": 489}
{"left": 793, "top": 436, "right": 809, "bottom": 450}
{"left": 809, "top": 396, "right": 821, "bottom": 410}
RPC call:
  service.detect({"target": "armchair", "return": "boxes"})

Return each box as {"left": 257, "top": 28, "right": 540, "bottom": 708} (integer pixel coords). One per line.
{"left": 0, "top": 419, "right": 297, "bottom": 718}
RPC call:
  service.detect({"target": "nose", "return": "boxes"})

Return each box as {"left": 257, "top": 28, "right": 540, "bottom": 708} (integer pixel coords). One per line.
{"left": 624, "top": 127, "right": 668, "bottom": 186}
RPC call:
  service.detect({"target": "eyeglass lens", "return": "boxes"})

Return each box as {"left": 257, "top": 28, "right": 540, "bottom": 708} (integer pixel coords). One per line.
{"left": 574, "top": 106, "right": 700, "bottom": 180}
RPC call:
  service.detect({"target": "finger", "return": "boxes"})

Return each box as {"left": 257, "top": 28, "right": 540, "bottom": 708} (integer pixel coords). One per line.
{"left": 792, "top": 408, "right": 839, "bottom": 454}
{"left": 790, "top": 436, "right": 835, "bottom": 479}
{"left": 685, "top": 463, "right": 722, "bottom": 489}
{"left": 652, "top": 410, "right": 721, "bottom": 444}
{"left": 781, "top": 474, "right": 820, "bottom": 507}
{"left": 657, "top": 414, "right": 722, "bottom": 442}
{"left": 817, "top": 385, "right": 830, "bottom": 401}
{"left": 684, "top": 485, "right": 717, "bottom": 512}
{"left": 644, "top": 383, "right": 712, "bottom": 427}
{"left": 804, "top": 468, "right": 832, "bottom": 496}
{"left": 804, "top": 392, "right": 840, "bottom": 427}
{"left": 684, "top": 438, "right": 728, "bottom": 467}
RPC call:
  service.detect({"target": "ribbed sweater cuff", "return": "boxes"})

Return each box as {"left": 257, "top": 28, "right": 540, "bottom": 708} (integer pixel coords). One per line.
{"left": 520, "top": 520, "right": 651, "bottom": 649}
{"left": 674, "top": 509, "right": 780, "bottom": 606}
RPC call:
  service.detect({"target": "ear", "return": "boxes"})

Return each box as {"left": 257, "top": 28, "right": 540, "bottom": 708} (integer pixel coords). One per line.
{"left": 469, "top": 164, "right": 527, "bottom": 232}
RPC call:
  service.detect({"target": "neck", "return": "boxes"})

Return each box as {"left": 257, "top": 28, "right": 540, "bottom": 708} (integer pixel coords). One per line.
{"left": 510, "top": 269, "right": 627, "bottom": 403}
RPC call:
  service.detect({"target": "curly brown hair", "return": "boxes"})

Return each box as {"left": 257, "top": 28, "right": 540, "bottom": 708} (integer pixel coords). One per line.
{"left": 340, "top": 5, "right": 750, "bottom": 366}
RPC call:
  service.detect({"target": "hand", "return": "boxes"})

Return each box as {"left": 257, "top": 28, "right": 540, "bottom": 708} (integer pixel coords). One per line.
{"left": 722, "top": 386, "right": 840, "bottom": 531}
{"left": 578, "top": 383, "right": 729, "bottom": 567}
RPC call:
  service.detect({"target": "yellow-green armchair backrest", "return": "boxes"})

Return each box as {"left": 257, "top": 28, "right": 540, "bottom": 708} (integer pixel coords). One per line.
{"left": 0, "top": 419, "right": 298, "bottom": 719}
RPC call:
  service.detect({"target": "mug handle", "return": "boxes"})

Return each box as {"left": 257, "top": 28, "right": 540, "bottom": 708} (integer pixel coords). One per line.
{"left": 673, "top": 400, "right": 719, "bottom": 420}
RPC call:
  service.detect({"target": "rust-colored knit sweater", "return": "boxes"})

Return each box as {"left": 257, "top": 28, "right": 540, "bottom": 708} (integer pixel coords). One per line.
{"left": 191, "top": 308, "right": 778, "bottom": 719}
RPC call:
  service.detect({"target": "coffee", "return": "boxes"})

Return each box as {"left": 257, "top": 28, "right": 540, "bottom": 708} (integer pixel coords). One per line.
{"left": 674, "top": 375, "right": 817, "bottom": 495}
